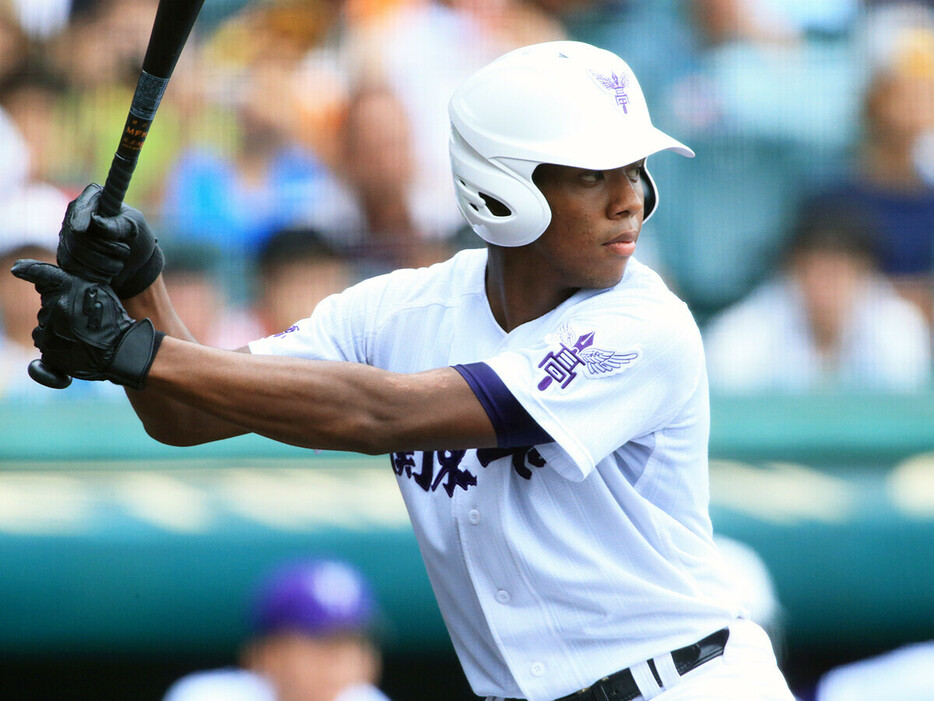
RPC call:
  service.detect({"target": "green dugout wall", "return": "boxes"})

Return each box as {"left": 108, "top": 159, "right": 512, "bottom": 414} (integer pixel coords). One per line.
{"left": 1, "top": 395, "right": 933, "bottom": 657}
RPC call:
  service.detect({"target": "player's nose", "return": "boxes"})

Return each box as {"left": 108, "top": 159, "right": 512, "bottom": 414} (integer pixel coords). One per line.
{"left": 606, "top": 168, "right": 644, "bottom": 219}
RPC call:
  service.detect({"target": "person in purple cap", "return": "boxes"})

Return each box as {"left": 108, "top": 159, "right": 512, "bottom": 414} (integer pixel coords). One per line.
{"left": 164, "top": 559, "right": 389, "bottom": 701}
{"left": 243, "top": 559, "right": 388, "bottom": 701}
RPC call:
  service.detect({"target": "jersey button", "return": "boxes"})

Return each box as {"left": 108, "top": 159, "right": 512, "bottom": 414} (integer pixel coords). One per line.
{"left": 495, "top": 589, "right": 510, "bottom": 604}
{"left": 467, "top": 509, "right": 481, "bottom": 524}
{"left": 530, "top": 661, "right": 545, "bottom": 677}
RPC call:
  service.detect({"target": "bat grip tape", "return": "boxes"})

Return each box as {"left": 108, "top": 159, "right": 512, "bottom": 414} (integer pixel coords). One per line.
{"left": 130, "top": 70, "right": 169, "bottom": 120}
{"left": 98, "top": 71, "right": 170, "bottom": 217}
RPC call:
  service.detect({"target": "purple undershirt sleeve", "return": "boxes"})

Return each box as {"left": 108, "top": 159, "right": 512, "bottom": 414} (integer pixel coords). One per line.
{"left": 453, "top": 362, "right": 553, "bottom": 448}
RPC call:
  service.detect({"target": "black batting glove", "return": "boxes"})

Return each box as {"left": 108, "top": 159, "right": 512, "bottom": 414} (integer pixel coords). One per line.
{"left": 11, "top": 259, "right": 164, "bottom": 390}
{"left": 56, "top": 184, "right": 129, "bottom": 283}
{"left": 56, "top": 183, "right": 165, "bottom": 299}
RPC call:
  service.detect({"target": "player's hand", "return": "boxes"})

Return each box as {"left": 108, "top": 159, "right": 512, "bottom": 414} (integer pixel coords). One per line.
{"left": 11, "top": 259, "right": 164, "bottom": 390}
{"left": 56, "top": 183, "right": 165, "bottom": 299}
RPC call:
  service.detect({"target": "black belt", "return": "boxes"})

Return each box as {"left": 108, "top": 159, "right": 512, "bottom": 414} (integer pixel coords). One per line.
{"left": 505, "top": 627, "right": 730, "bottom": 701}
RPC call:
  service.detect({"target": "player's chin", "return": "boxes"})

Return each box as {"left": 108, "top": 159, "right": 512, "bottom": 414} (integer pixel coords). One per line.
{"left": 583, "top": 262, "right": 628, "bottom": 290}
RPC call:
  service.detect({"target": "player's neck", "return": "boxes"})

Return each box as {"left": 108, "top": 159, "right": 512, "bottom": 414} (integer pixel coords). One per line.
{"left": 485, "top": 246, "right": 577, "bottom": 332}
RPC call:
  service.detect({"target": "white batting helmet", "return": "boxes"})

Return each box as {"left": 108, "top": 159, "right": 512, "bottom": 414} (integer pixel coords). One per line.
{"left": 448, "top": 41, "right": 695, "bottom": 247}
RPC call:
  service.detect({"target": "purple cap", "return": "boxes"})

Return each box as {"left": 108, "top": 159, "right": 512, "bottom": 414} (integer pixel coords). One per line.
{"left": 249, "top": 559, "right": 377, "bottom": 638}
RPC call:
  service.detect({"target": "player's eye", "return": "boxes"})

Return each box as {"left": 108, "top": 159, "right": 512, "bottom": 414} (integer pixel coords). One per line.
{"left": 579, "top": 170, "right": 604, "bottom": 184}
{"left": 624, "top": 164, "right": 643, "bottom": 182}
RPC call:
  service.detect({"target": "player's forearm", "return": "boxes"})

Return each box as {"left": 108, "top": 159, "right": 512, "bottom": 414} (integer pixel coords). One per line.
{"left": 122, "top": 276, "right": 197, "bottom": 342}
{"left": 145, "top": 336, "right": 497, "bottom": 454}
{"left": 121, "top": 277, "right": 247, "bottom": 445}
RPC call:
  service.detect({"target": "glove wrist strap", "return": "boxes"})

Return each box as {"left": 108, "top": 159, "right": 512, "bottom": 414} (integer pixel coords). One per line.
{"left": 108, "top": 319, "right": 165, "bottom": 390}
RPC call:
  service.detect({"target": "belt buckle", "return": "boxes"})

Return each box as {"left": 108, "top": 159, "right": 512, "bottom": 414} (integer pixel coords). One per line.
{"left": 581, "top": 673, "right": 618, "bottom": 701}
{"left": 577, "top": 679, "right": 605, "bottom": 701}
{"left": 561, "top": 676, "right": 603, "bottom": 701}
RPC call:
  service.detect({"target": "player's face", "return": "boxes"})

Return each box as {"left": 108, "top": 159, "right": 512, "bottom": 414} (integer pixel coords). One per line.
{"left": 530, "top": 161, "right": 646, "bottom": 290}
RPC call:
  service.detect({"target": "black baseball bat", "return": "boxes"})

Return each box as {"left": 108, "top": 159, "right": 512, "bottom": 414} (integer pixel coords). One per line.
{"left": 29, "top": 0, "right": 206, "bottom": 389}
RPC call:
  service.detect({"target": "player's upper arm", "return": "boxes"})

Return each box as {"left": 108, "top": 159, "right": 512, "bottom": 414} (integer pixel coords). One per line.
{"left": 366, "top": 364, "right": 551, "bottom": 454}
{"left": 453, "top": 362, "right": 553, "bottom": 448}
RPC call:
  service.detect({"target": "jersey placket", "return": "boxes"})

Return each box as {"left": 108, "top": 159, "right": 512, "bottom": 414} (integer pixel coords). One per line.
{"left": 453, "top": 456, "right": 572, "bottom": 701}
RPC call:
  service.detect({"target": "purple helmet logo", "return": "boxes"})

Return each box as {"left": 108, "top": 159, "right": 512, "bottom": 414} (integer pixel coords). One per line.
{"left": 588, "top": 69, "right": 630, "bottom": 113}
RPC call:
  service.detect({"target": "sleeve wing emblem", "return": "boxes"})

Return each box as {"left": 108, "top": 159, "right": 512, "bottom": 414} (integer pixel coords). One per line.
{"left": 580, "top": 347, "right": 639, "bottom": 374}
{"left": 545, "top": 321, "right": 578, "bottom": 347}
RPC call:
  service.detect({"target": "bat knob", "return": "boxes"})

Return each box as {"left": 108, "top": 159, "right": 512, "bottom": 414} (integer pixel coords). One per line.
{"left": 28, "top": 359, "right": 73, "bottom": 389}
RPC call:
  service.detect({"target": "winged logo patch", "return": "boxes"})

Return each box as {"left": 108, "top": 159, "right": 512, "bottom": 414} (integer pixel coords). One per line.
{"left": 588, "top": 69, "right": 630, "bottom": 113}
{"left": 537, "top": 322, "right": 639, "bottom": 391}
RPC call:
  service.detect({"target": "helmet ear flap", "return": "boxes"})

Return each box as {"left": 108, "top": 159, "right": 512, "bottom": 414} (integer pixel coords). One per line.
{"left": 641, "top": 162, "right": 660, "bottom": 223}
{"left": 449, "top": 129, "right": 551, "bottom": 247}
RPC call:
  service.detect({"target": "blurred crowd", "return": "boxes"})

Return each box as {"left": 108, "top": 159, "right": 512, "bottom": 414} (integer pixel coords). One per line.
{"left": 4, "top": 0, "right": 934, "bottom": 400}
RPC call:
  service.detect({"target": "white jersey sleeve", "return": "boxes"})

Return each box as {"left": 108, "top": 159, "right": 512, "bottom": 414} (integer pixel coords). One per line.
{"left": 247, "top": 274, "right": 392, "bottom": 363}
{"left": 477, "top": 283, "right": 705, "bottom": 482}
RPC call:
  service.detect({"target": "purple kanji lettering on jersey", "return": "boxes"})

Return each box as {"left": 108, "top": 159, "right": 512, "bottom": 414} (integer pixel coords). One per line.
{"left": 537, "top": 331, "right": 595, "bottom": 390}
{"left": 432, "top": 450, "right": 476, "bottom": 496}
{"left": 391, "top": 451, "right": 416, "bottom": 478}
{"left": 477, "top": 446, "right": 546, "bottom": 480}
{"left": 411, "top": 452, "right": 435, "bottom": 491}
{"left": 389, "top": 450, "right": 476, "bottom": 496}
{"left": 272, "top": 324, "right": 299, "bottom": 338}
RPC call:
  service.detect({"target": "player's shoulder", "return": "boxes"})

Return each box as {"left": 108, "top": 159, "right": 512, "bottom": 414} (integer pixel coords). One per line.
{"left": 359, "top": 248, "right": 486, "bottom": 300}
{"left": 545, "top": 258, "right": 703, "bottom": 363}
{"left": 579, "top": 258, "right": 696, "bottom": 329}
{"left": 357, "top": 247, "right": 488, "bottom": 311}
{"left": 620, "top": 257, "right": 683, "bottom": 299}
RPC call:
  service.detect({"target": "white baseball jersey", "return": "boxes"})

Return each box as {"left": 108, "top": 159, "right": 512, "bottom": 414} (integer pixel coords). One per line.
{"left": 249, "top": 248, "right": 743, "bottom": 701}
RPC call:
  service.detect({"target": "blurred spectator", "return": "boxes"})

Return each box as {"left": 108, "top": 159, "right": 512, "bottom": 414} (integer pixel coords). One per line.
{"left": 160, "top": 241, "right": 264, "bottom": 349}
{"left": 163, "top": 558, "right": 390, "bottom": 701}
{"left": 48, "top": 0, "right": 187, "bottom": 207}
{"left": 0, "top": 183, "right": 67, "bottom": 400}
{"left": 302, "top": 85, "right": 453, "bottom": 272}
{"left": 0, "top": 107, "right": 29, "bottom": 191}
{"left": 164, "top": 668, "right": 275, "bottom": 701}
{"left": 52, "top": 0, "right": 156, "bottom": 90}
{"left": 254, "top": 226, "right": 357, "bottom": 337}
{"left": 658, "top": 0, "right": 859, "bottom": 147}
{"left": 159, "top": 57, "right": 336, "bottom": 260}
{"left": 325, "top": 0, "right": 565, "bottom": 247}
{"left": 336, "top": 86, "right": 420, "bottom": 269}
{"left": 748, "top": 0, "right": 859, "bottom": 37}
{"left": 703, "top": 196, "right": 932, "bottom": 393}
{"left": 814, "top": 3, "right": 934, "bottom": 323}
{"left": 714, "top": 535, "right": 786, "bottom": 662}
{"left": 201, "top": 0, "right": 343, "bottom": 167}
{"left": 7, "top": 0, "right": 72, "bottom": 40}
{"left": 0, "top": 2, "right": 31, "bottom": 82}
{"left": 812, "top": 640, "right": 934, "bottom": 701}
{"left": 202, "top": 0, "right": 338, "bottom": 71}
{"left": 0, "top": 59, "right": 70, "bottom": 183}
{"left": 0, "top": 182, "right": 119, "bottom": 401}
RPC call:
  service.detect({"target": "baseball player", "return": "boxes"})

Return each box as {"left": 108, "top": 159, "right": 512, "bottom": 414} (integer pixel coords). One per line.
{"left": 13, "top": 42, "right": 794, "bottom": 701}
